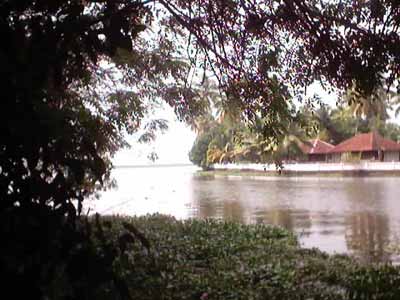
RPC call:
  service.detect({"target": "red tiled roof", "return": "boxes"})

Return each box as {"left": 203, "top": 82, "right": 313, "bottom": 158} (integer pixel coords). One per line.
{"left": 300, "top": 139, "right": 335, "bottom": 154}
{"left": 329, "top": 131, "right": 400, "bottom": 153}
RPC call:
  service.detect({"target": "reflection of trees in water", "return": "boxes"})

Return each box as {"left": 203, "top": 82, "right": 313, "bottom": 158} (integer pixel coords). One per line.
{"left": 263, "top": 209, "right": 295, "bottom": 231}
{"left": 190, "top": 179, "right": 246, "bottom": 222}
{"left": 221, "top": 200, "right": 245, "bottom": 223}
{"left": 345, "top": 212, "right": 390, "bottom": 263}
{"left": 342, "top": 179, "right": 391, "bottom": 263}
{"left": 192, "top": 197, "right": 245, "bottom": 223}
{"left": 252, "top": 209, "right": 313, "bottom": 233}
{"left": 265, "top": 208, "right": 312, "bottom": 231}
{"left": 195, "top": 197, "right": 218, "bottom": 219}
{"left": 191, "top": 177, "right": 398, "bottom": 262}
{"left": 190, "top": 179, "right": 315, "bottom": 231}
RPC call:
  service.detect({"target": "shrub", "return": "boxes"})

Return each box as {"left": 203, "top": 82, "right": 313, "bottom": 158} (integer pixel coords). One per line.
{"left": 82, "top": 215, "right": 400, "bottom": 300}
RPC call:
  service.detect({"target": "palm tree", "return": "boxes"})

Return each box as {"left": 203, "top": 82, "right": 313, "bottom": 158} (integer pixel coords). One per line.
{"left": 188, "top": 78, "right": 222, "bottom": 134}
{"left": 311, "top": 106, "right": 344, "bottom": 143}
{"left": 344, "top": 84, "right": 392, "bottom": 129}
{"left": 390, "top": 93, "right": 400, "bottom": 118}
{"left": 188, "top": 113, "right": 216, "bottom": 135}
{"left": 189, "top": 77, "right": 243, "bottom": 134}
{"left": 231, "top": 114, "right": 307, "bottom": 164}
{"left": 206, "top": 146, "right": 224, "bottom": 164}
{"left": 214, "top": 96, "right": 243, "bottom": 126}
{"left": 272, "top": 121, "right": 308, "bottom": 163}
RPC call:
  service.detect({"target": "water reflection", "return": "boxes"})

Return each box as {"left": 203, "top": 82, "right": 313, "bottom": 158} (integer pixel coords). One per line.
{"left": 346, "top": 212, "right": 390, "bottom": 263}
{"left": 339, "top": 179, "right": 391, "bottom": 262}
{"left": 93, "top": 166, "right": 400, "bottom": 263}
{"left": 189, "top": 176, "right": 400, "bottom": 263}
{"left": 191, "top": 179, "right": 246, "bottom": 222}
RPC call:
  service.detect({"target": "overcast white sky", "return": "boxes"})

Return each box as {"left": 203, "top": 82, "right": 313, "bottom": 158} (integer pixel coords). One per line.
{"left": 112, "top": 104, "right": 196, "bottom": 166}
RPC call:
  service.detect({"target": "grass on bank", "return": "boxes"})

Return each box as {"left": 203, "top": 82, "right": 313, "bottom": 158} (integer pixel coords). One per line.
{"left": 85, "top": 214, "right": 400, "bottom": 300}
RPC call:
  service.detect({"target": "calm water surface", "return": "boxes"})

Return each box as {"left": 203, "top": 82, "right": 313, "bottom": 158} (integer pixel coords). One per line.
{"left": 89, "top": 165, "right": 400, "bottom": 263}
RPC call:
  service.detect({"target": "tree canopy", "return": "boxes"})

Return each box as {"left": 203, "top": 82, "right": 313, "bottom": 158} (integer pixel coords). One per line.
{"left": 189, "top": 99, "right": 400, "bottom": 169}
{"left": 2, "top": 0, "right": 400, "bottom": 213}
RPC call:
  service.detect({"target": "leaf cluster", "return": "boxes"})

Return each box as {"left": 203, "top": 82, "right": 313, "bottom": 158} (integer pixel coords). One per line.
{"left": 63, "top": 214, "right": 400, "bottom": 300}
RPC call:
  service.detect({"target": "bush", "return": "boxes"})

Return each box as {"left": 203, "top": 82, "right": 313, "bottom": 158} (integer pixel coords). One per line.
{"left": 81, "top": 215, "right": 400, "bottom": 300}
{"left": 7, "top": 213, "right": 398, "bottom": 299}
{"left": 189, "top": 131, "right": 215, "bottom": 169}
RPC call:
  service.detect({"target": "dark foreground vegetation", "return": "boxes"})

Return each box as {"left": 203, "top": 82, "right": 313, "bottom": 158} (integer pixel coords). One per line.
{"left": 13, "top": 214, "right": 398, "bottom": 300}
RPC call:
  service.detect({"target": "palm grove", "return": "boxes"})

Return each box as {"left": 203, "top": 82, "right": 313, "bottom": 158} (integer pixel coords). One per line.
{"left": 189, "top": 85, "right": 400, "bottom": 169}
{"left": 1, "top": 0, "right": 400, "bottom": 299}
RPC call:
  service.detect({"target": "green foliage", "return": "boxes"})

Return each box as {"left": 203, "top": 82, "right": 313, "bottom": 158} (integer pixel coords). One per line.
{"left": 344, "top": 85, "right": 393, "bottom": 122}
{"left": 316, "top": 105, "right": 400, "bottom": 145}
{"left": 0, "top": 2, "right": 209, "bottom": 295}
{"left": 379, "top": 122, "right": 400, "bottom": 142}
{"left": 328, "top": 108, "right": 370, "bottom": 143}
{"left": 0, "top": 210, "right": 138, "bottom": 300}
{"left": 188, "top": 75, "right": 303, "bottom": 167}
{"left": 189, "top": 124, "right": 230, "bottom": 169}
{"left": 66, "top": 214, "right": 400, "bottom": 300}
{"left": 189, "top": 130, "right": 215, "bottom": 169}
{"left": 189, "top": 105, "right": 311, "bottom": 167}
{"left": 189, "top": 100, "right": 400, "bottom": 167}
{"left": 3, "top": 0, "right": 400, "bottom": 211}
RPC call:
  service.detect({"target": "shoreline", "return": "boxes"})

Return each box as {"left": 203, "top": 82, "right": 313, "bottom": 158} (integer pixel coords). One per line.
{"left": 196, "top": 168, "right": 400, "bottom": 178}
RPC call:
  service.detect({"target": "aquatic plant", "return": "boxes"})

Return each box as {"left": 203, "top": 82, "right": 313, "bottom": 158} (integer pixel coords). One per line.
{"left": 85, "top": 214, "right": 400, "bottom": 300}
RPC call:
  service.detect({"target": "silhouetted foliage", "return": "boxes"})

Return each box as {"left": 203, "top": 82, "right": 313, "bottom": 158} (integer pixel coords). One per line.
{"left": 3, "top": 0, "right": 400, "bottom": 216}
{"left": 0, "top": 1, "right": 202, "bottom": 298}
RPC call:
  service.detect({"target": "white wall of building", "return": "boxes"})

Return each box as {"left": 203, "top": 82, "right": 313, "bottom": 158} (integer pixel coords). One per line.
{"left": 213, "top": 161, "right": 400, "bottom": 172}
{"left": 384, "top": 151, "right": 400, "bottom": 162}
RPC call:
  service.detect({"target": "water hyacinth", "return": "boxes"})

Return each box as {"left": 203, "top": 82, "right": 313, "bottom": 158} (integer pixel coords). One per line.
{"left": 73, "top": 214, "right": 400, "bottom": 300}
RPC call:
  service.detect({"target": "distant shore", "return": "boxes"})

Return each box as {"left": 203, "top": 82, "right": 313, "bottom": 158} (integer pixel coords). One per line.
{"left": 114, "top": 163, "right": 194, "bottom": 169}
{"left": 197, "top": 167, "right": 400, "bottom": 178}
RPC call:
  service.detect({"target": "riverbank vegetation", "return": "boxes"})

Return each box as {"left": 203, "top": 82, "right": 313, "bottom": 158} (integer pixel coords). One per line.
{"left": 189, "top": 93, "right": 400, "bottom": 169}
{"left": 40, "top": 214, "right": 400, "bottom": 300}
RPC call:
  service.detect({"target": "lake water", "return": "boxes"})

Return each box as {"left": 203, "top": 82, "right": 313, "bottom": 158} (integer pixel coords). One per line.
{"left": 89, "top": 165, "right": 400, "bottom": 264}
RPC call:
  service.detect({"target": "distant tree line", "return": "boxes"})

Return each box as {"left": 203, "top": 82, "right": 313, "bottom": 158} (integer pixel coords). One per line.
{"left": 190, "top": 86, "right": 400, "bottom": 169}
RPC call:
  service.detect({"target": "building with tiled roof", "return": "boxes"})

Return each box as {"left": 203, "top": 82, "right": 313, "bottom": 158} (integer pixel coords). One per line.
{"left": 300, "top": 139, "right": 335, "bottom": 162}
{"left": 329, "top": 131, "right": 400, "bottom": 162}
